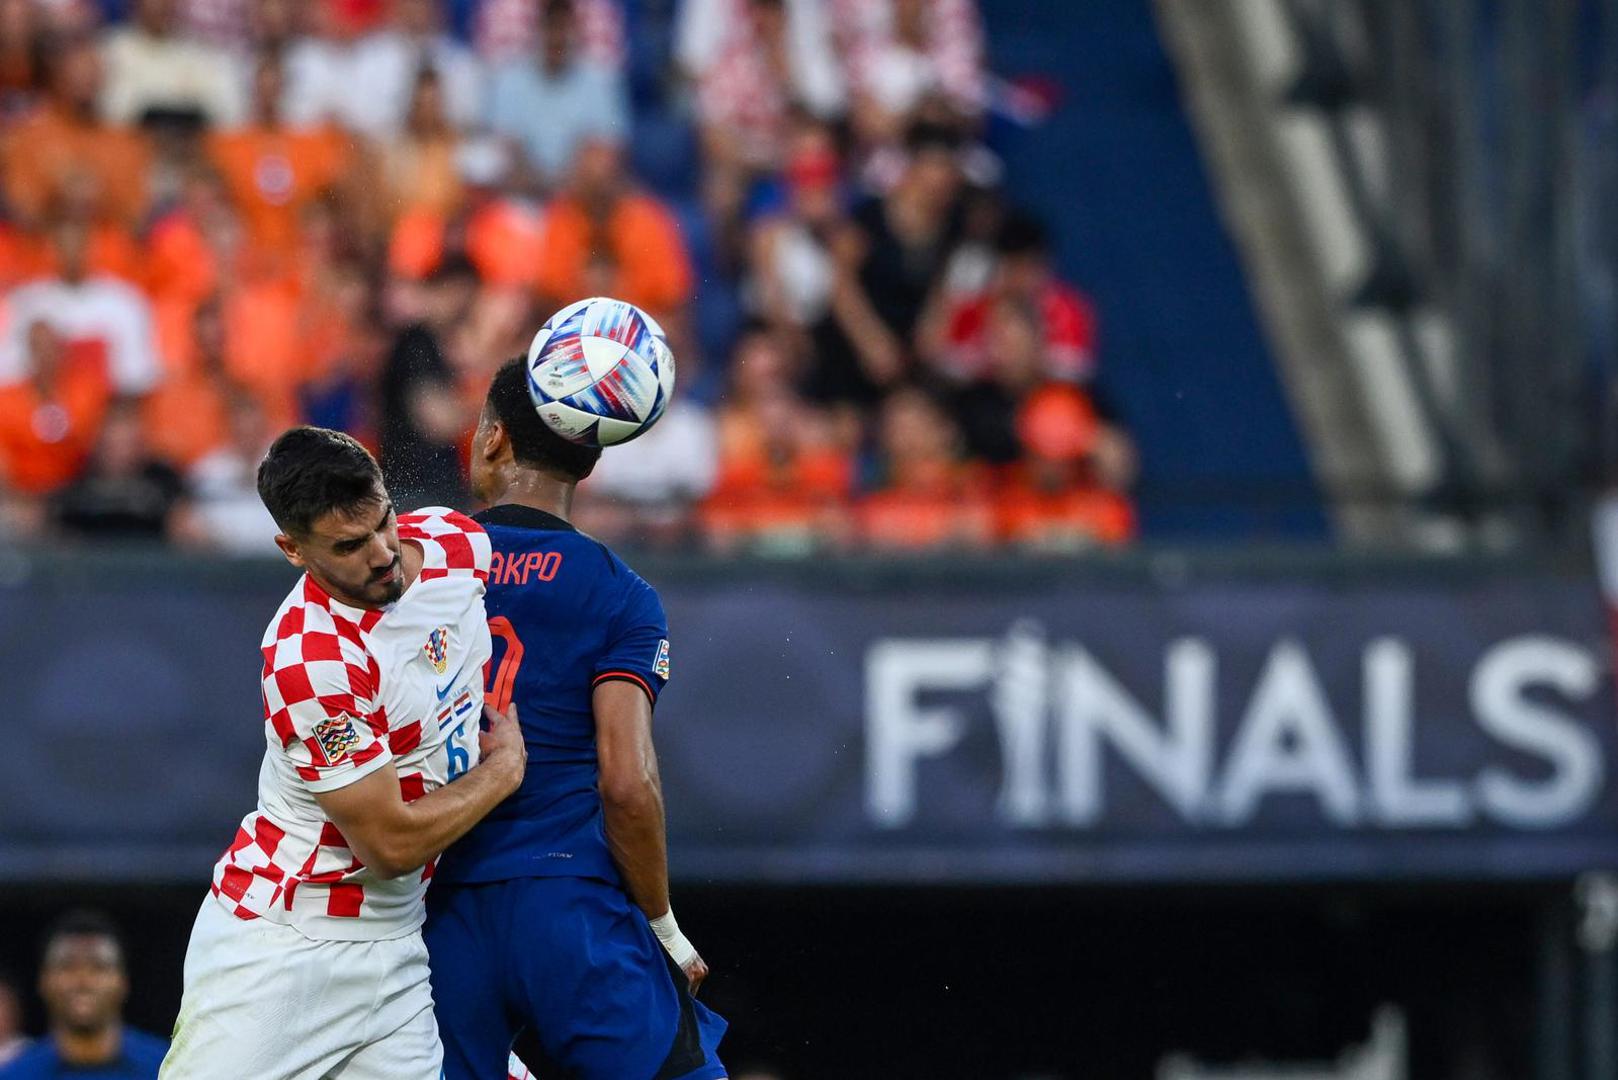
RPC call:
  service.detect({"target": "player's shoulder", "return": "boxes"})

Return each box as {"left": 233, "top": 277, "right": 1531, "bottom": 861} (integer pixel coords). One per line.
{"left": 398, "top": 505, "right": 493, "bottom": 580}
{"left": 606, "top": 544, "right": 656, "bottom": 597}
{"left": 121, "top": 1029, "right": 170, "bottom": 1066}
{"left": 597, "top": 543, "right": 663, "bottom": 625}
{"left": 261, "top": 575, "right": 376, "bottom": 650}
{"left": 260, "top": 576, "right": 378, "bottom": 697}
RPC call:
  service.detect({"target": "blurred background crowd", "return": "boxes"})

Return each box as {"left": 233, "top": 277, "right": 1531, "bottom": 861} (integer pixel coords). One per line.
{"left": 0, "top": 0, "right": 1137, "bottom": 557}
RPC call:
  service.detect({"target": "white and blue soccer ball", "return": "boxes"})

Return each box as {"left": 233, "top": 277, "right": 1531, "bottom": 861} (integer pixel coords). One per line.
{"left": 525, "top": 297, "right": 676, "bottom": 448}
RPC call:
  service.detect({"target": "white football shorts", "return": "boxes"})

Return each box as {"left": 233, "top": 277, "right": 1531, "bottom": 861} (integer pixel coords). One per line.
{"left": 160, "top": 897, "right": 442, "bottom": 1080}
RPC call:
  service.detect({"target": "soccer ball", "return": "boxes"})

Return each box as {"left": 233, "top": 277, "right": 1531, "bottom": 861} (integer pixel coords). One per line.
{"left": 525, "top": 297, "right": 676, "bottom": 447}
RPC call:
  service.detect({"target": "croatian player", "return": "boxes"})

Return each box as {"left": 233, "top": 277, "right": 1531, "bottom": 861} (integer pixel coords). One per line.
{"left": 161, "top": 427, "right": 527, "bottom": 1080}
{"left": 425, "top": 358, "right": 728, "bottom": 1079}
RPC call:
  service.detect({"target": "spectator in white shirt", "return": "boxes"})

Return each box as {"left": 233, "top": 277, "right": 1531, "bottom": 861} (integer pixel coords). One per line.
{"left": 187, "top": 390, "right": 280, "bottom": 553}
{"left": 832, "top": 0, "right": 986, "bottom": 145}
{"left": 678, "top": 0, "right": 843, "bottom": 260}
{"left": 487, "top": 0, "right": 627, "bottom": 190}
{"left": 677, "top": 0, "right": 844, "bottom": 127}
{"left": 280, "top": 0, "right": 359, "bottom": 130}
{"left": 575, "top": 397, "right": 719, "bottom": 547}
{"left": 0, "top": 216, "right": 162, "bottom": 396}
{"left": 100, "top": 0, "right": 246, "bottom": 126}
{"left": 344, "top": 0, "right": 484, "bottom": 138}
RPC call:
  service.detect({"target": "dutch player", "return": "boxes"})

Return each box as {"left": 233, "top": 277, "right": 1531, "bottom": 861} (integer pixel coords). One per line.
{"left": 424, "top": 358, "right": 728, "bottom": 1079}
{"left": 161, "top": 427, "right": 527, "bottom": 1080}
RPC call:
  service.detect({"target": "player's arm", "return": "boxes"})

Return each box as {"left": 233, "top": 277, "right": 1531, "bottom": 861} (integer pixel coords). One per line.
{"left": 596, "top": 680, "right": 670, "bottom": 916}
{"left": 595, "top": 680, "right": 708, "bottom": 992}
{"left": 314, "top": 703, "right": 526, "bottom": 880}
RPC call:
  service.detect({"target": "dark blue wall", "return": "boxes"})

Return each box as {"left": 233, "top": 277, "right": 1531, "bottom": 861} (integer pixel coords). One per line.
{"left": 985, "top": 0, "right": 1327, "bottom": 540}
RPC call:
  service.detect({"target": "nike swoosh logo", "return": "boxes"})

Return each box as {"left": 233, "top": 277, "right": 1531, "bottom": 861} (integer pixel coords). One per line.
{"left": 435, "top": 655, "right": 472, "bottom": 701}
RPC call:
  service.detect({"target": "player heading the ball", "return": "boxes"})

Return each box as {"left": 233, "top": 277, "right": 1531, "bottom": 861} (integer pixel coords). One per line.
{"left": 424, "top": 333, "right": 727, "bottom": 1078}
{"left": 161, "top": 428, "right": 527, "bottom": 1080}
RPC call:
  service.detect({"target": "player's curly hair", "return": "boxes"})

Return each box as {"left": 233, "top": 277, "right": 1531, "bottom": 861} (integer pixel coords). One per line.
{"left": 487, "top": 356, "right": 602, "bottom": 482}
{"left": 257, "top": 426, "right": 386, "bottom": 537}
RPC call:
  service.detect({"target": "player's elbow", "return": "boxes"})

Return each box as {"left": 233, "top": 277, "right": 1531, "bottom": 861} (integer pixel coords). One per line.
{"left": 599, "top": 769, "right": 659, "bottom": 816}
{"left": 352, "top": 835, "right": 420, "bottom": 881}
{"left": 366, "top": 856, "right": 414, "bottom": 881}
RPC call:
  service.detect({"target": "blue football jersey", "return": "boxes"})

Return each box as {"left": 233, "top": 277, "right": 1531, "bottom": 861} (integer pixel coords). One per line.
{"left": 433, "top": 504, "right": 669, "bottom": 886}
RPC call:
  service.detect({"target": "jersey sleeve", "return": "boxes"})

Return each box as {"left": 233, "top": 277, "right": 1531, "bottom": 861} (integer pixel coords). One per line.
{"left": 262, "top": 617, "right": 391, "bottom": 794}
{"left": 593, "top": 577, "right": 671, "bottom": 708}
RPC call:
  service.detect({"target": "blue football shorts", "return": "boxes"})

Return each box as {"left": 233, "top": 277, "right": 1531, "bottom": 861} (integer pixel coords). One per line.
{"left": 425, "top": 875, "right": 727, "bottom": 1080}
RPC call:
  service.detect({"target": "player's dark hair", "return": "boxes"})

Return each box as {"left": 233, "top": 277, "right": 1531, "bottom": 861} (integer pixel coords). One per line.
{"left": 257, "top": 426, "right": 386, "bottom": 537}
{"left": 487, "top": 357, "right": 601, "bottom": 482}
{"left": 996, "top": 210, "right": 1050, "bottom": 258}
{"left": 41, "top": 909, "right": 124, "bottom": 968}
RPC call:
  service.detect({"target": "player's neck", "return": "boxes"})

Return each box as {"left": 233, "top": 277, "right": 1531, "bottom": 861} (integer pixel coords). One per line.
{"left": 495, "top": 469, "right": 576, "bottom": 523}
{"left": 52, "top": 1023, "right": 121, "bottom": 1066}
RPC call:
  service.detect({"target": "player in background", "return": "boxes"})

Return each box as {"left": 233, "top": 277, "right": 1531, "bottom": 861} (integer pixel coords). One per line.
{"left": 425, "top": 358, "right": 728, "bottom": 1080}
{"left": 160, "top": 427, "right": 527, "bottom": 1080}
{"left": 0, "top": 911, "right": 167, "bottom": 1080}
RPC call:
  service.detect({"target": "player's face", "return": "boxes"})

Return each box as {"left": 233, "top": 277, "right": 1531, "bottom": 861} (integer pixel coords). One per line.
{"left": 291, "top": 497, "right": 404, "bottom": 609}
{"left": 39, "top": 936, "right": 126, "bottom": 1035}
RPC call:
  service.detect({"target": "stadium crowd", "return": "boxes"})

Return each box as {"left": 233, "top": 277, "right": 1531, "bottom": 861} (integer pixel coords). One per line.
{"left": 0, "top": 0, "right": 1137, "bottom": 556}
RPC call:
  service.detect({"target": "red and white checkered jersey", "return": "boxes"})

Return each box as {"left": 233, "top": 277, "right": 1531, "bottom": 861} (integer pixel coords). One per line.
{"left": 210, "top": 508, "right": 493, "bottom": 942}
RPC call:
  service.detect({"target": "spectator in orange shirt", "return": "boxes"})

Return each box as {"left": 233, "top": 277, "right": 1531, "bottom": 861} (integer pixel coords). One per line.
{"left": 377, "top": 66, "right": 463, "bottom": 222}
{"left": 997, "top": 383, "right": 1135, "bottom": 550}
{"left": 702, "top": 327, "right": 853, "bottom": 553}
{"left": 4, "top": 31, "right": 151, "bottom": 228}
{"left": 144, "top": 165, "right": 241, "bottom": 322}
{"left": 0, "top": 321, "right": 112, "bottom": 496}
{"left": 535, "top": 138, "right": 694, "bottom": 321}
{"left": 141, "top": 295, "right": 235, "bottom": 468}
{"left": 207, "top": 51, "right": 351, "bottom": 268}
{"left": 388, "top": 137, "right": 546, "bottom": 290}
{"left": 944, "top": 295, "right": 1137, "bottom": 491}
{"left": 856, "top": 383, "right": 993, "bottom": 551}
{"left": 12, "top": 184, "right": 142, "bottom": 284}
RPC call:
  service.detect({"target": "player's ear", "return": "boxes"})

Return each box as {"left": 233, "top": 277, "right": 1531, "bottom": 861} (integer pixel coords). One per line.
{"left": 483, "top": 418, "right": 510, "bottom": 462}
{"left": 273, "top": 532, "right": 306, "bottom": 568}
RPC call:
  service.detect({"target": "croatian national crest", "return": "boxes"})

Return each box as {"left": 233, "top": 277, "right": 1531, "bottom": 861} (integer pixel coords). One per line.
{"left": 424, "top": 626, "right": 450, "bottom": 675}
{"left": 315, "top": 714, "right": 362, "bottom": 765}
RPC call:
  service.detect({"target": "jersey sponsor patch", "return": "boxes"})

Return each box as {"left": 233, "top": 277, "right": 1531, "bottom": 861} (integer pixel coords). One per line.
{"left": 423, "top": 626, "right": 450, "bottom": 675}
{"left": 314, "top": 714, "right": 363, "bottom": 765}
{"left": 654, "top": 638, "right": 671, "bottom": 680}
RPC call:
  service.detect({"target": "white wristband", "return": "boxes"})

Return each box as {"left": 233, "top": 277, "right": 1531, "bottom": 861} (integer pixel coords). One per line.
{"left": 649, "top": 909, "right": 696, "bottom": 968}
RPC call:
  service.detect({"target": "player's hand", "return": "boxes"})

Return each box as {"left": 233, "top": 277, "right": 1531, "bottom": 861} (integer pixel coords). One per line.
{"left": 682, "top": 949, "right": 709, "bottom": 996}
{"left": 478, "top": 702, "right": 526, "bottom": 791}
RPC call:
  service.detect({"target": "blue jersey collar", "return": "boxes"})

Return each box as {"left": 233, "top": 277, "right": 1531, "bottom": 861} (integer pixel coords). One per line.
{"left": 474, "top": 504, "right": 579, "bottom": 533}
